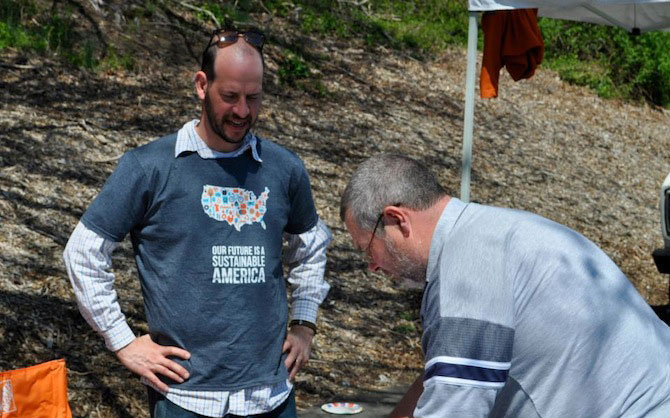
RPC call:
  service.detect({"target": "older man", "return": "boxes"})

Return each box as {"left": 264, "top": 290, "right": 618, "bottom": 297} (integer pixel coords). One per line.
{"left": 340, "top": 153, "right": 670, "bottom": 418}
{"left": 64, "top": 27, "right": 331, "bottom": 418}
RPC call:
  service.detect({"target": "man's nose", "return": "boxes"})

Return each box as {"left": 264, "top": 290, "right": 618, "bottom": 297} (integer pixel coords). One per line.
{"left": 368, "top": 260, "right": 380, "bottom": 272}
{"left": 233, "top": 98, "right": 249, "bottom": 118}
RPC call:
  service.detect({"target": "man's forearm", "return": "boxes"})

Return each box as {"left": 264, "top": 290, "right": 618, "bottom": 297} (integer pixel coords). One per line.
{"left": 284, "top": 218, "right": 332, "bottom": 323}
{"left": 63, "top": 221, "right": 135, "bottom": 351}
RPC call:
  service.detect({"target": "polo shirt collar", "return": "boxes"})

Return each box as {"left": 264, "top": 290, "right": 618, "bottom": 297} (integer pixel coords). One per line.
{"left": 426, "top": 197, "right": 468, "bottom": 283}
{"left": 175, "top": 119, "right": 262, "bottom": 162}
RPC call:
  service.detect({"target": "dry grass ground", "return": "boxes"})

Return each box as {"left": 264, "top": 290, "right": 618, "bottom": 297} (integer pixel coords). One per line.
{"left": 1, "top": 3, "right": 669, "bottom": 417}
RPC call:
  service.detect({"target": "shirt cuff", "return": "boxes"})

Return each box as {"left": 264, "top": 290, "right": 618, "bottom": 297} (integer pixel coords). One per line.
{"left": 290, "top": 299, "right": 319, "bottom": 324}
{"left": 103, "top": 321, "right": 136, "bottom": 352}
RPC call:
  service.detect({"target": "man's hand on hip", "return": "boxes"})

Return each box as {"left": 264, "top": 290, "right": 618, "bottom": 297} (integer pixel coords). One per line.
{"left": 115, "top": 334, "right": 191, "bottom": 392}
{"left": 283, "top": 324, "right": 315, "bottom": 380}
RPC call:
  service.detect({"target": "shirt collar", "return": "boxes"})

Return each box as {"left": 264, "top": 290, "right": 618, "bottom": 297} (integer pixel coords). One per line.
{"left": 426, "top": 197, "right": 468, "bottom": 282}
{"left": 175, "top": 119, "right": 262, "bottom": 162}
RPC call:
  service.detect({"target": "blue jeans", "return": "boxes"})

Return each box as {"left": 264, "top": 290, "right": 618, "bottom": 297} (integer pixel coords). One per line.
{"left": 147, "top": 388, "right": 297, "bottom": 418}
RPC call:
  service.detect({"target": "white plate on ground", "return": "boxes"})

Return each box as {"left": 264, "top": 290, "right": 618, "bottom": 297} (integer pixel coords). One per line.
{"left": 320, "top": 402, "right": 363, "bottom": 415}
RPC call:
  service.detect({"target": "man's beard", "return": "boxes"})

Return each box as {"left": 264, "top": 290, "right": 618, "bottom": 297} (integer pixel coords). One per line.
{"left": 204, "top": 90, "right": 252, "bottom": 145}
{"left": 383, "top": 235, "right": 427, "bottom": 289}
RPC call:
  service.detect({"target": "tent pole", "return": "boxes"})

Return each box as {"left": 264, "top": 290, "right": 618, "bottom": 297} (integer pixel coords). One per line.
{"left": 460, "top": 11, "right": 478, "bottom": 203}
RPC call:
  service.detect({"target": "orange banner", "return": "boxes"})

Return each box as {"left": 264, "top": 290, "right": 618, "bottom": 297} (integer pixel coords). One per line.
{"left": 1, "top": 359, "right": 72, "bottom": 418}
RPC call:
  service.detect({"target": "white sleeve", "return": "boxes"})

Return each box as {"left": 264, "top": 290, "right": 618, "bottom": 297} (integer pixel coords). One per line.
{"left": 63, "top": 221, "right": 135, "bottom": 351}
{"left": 283, "top": 218, "right": 332, "bottom": 323}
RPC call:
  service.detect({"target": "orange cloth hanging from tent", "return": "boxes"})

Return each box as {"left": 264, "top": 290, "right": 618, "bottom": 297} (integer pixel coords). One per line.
{"left": 0, "top": 359, "right": 73, "bottom": 418}
{"left": 480, "top": 9, "right": 545, "bottom": 98}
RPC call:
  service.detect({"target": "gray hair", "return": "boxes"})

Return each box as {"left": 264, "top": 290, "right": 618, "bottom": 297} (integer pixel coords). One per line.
{"left": 340, "top": 153, "right": 448, "bottom": 232}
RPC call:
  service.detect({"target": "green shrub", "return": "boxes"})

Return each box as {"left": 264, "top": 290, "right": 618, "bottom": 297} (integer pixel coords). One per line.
{"left": 0, "top": 0, "right": 39, "bottom": 51}
{"left": 0, "top": 21, "right": 31, "bottom": 50}
{"left": 301, "top": 8, "right": 350, "bottom": 37}
{"left": 43, "top": 15, "right": 78, "bottom": 53}
{"left": 393, "top": 322, "right": 416, "bottom": 334}
{"left": 540, "top": 18, "right": 670, "bottom": 107}
{"left": 278, "top": 51, "right": 310, "bottom": 85}
{"left": 0, "top": 0, "right": 78, "bottom": 55}
{"left": 263, "top": 0, "right": 469, "bottom": 53}
{"left": 0, "top": 0, "right": 36, "bottom": 24}
{"left": 65, "top": 41, "right": 99, "bottom": 69}
{"left": 0, "top": 0, "right": 110, "bottom": 71}
{"left": 277, "top": 48, "right": 330, "bottom": 97}
{"left": 367, "top": 0, "right": 469, "bottom": 52}
{"left": 196, "top": 1, "right": 258, "bottom": 27}
{"left": 102, "top": 48, "right": 135, "bottom": 72}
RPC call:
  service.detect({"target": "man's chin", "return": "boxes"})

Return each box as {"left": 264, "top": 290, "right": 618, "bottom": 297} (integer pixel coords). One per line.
{"left": 221, "top": 133, "right": 247, "bottom": 144}
{"left": 223, "top": 124, "right": 250, "bottom": 143}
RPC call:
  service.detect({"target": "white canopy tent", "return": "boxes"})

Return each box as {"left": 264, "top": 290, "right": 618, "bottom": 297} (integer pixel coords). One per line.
{"left": 460, "top": 0, "right": 670, "bottom": 202}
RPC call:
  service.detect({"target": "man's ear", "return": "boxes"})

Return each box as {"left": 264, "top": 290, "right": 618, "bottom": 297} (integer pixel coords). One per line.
{"left": 194, "top": 71, "right": 208, "bottom": 100}
{"left": 382, "top": 205, "right": 411, "bottom": 238}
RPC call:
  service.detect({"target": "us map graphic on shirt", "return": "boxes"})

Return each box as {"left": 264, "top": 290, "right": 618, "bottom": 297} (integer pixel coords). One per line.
{"left": 201, "top": 185, "right": 269, "bottom": 284}
{"left": 201, "top": 185, "right": 269, "bottom": 231}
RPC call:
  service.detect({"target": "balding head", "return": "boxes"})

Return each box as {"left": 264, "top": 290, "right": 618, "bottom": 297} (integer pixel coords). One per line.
{"left": 201, "top": 37, "right": 264, "bottom": 82}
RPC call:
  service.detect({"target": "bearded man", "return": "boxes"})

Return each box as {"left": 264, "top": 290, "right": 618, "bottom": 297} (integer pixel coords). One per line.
{"left": 340, "top": 153, "right": 670, "bottom": 418}
{"left": 64, "top": 26, "right": 331, "bottom": 418}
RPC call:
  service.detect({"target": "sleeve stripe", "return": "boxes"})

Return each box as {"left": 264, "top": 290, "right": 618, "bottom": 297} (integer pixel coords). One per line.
{"left": 426, "top": 355, "right": 511, "bottom": 370}
{"left": 424, "top": 375, "right": 507, "bottom": 389}
{"left": 425, "top": 362, "right": 508, "bottom": 385}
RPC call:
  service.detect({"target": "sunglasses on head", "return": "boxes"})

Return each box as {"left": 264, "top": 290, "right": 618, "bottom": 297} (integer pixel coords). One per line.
{"left": 204, "top": 28, "right": 265, "bottom": 53}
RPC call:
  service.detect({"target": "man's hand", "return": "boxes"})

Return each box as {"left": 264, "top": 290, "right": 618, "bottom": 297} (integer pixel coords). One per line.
{"left": 115, "top": 334, "right": 191, "bottom": 392}
{"left": 282, "top": 324, "right": 315, "bottom": 380}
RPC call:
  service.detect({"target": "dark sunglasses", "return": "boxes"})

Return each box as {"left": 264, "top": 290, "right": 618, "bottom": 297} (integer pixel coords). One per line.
{"left": 204, "top": 28, "right": 265, "bottom": 54}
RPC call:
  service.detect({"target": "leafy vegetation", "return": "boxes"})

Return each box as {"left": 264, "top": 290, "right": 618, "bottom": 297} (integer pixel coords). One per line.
{"left": 277, "top": 50, "right": 309, "bottom": 84}
{"left": 196, "top": 1, "right": 256, "bottom": 27}
{"left": 264, "top": 0, "right": 469, "bottom": 53}
{"left": 1, "top": 0, "right": 82, "bottom": 64}
{"left": 266, "top": 0, "right": 670, "bottom": 107}
{"left": 1, "top": 0, "right": 669, "bottom": 106}
{"left": 393, "top": 322, "right": 417, "bottom": 335}
{"left": 0, "top": 0, "right": 34, "bottom": 51}
{"left": 0, "top": 0, "right": 133, "bottom": 70}
{"left": 539, "top": 18, "right": 670, "bottom": 107}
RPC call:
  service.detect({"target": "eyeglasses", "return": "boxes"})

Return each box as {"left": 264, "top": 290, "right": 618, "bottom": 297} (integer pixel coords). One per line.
{"left": 204, "top": 28, "right": 265, "bottom": 54}
{"left": 365, "top": 203, "right": 401, "bottom": 258}
{"left": 366, "top": 212, "right": 385, "bottom": 257}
